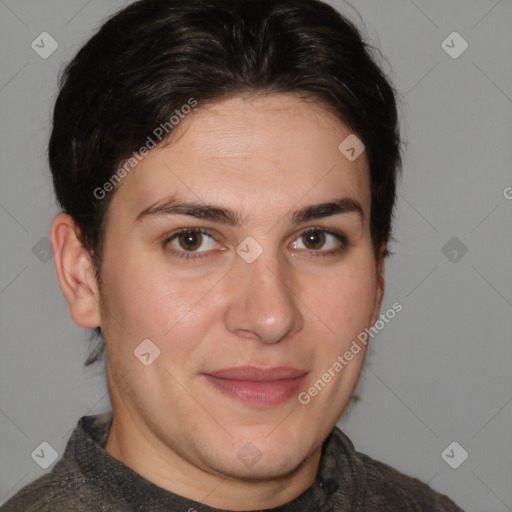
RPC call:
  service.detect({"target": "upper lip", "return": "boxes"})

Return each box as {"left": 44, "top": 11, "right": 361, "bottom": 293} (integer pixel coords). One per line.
{"left": 204, "top": 366, "right": 309, "bottom": 381}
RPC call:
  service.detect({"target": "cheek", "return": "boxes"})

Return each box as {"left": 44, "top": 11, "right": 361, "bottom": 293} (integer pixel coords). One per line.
{"left": 101, "top": 255, "right": 222, "bottom": 350}
{"left": 100, "top": 260, "right": 214, "bottom": 398}
{"left": 300, "top": 256, "right": 377, "bottom": 343}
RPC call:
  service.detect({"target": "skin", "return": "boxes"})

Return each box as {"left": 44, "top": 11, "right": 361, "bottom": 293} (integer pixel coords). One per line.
{"left": 50, "top": 93, "right": 385, "bottom": 510}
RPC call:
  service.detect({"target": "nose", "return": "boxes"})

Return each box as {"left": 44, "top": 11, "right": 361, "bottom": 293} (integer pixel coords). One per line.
{"left": 223, "top": 251, "right": 304, "bottom": 344}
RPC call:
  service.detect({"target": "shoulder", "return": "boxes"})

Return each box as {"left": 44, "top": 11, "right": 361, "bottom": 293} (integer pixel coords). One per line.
{"left": 331, "top": 428, "right": 465, "bottom": 511}
{"left": 357, "top": 450, "right": 464, "bottom": 511}
{"left": 0, "top": 469, "right": 94, "bottom": 512}
{"left": 1, "top": 413, "right": 114, "bottom": 512}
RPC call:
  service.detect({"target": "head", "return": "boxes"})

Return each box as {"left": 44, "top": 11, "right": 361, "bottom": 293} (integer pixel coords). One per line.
{"left": 49, "top": 0, "right": 401, "bottom": 499}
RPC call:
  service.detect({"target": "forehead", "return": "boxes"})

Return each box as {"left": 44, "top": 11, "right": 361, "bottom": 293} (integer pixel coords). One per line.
{"left": 110, "top": 93, "right": 371, "bottom": 220}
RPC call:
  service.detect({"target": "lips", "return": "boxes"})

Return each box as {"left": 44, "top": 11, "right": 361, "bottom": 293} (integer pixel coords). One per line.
{"left": 202, "top": 366, "right": 309, "bottom": 406}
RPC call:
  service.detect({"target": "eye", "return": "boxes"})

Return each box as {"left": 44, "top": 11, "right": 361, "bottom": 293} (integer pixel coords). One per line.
{"left": 290, "top": 228, "right": 347, "bottom": 255}
{"left": 164, "top": 228, "right": 220, "bottom": 259}
{"left": 163, "top": 227, "right": 348, "bottom": 262}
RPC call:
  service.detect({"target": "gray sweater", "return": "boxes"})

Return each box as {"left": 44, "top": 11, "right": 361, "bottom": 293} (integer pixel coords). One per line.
{"left": 1, "top": 412, "right": 464, "bottom": 511}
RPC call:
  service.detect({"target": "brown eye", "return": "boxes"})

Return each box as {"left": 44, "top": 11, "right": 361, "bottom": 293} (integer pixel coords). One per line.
{"left": 290, "top": 228, "right": 348, "bottom": 255}
{"left": 301, "top": 230, "right": 326, "bottom": 250}
{"left": 165, "top": 228, "right": 218, "bottom": 257}
{"left": 178, "top": 231, "right": 203, "bottom": 251}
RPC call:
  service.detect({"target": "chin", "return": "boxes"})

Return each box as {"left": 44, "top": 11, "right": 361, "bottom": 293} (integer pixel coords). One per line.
{"left": 200, "top": 430, "right": 315, "bottom": 482}
{"left": 211, "top": 447, "right": 308, "bottom": 482}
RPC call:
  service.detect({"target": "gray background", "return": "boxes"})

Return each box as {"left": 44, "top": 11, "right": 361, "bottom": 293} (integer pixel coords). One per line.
{"left": 0, "top": 0, "right": 511, "bottom": 510}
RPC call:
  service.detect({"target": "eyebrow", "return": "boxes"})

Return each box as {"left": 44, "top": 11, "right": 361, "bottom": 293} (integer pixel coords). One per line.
{"left": 135, "top": 194, "right": 364, "bottom": 226}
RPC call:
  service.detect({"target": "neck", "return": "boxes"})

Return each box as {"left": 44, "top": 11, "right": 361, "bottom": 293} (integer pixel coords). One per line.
{"left": 103, "top": 409, "right": 322, "bottom": 510}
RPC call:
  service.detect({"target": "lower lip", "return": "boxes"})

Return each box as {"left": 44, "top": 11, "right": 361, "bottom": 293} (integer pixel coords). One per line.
{"left": 203, "top": 374, "right": 308, "bottom": 406}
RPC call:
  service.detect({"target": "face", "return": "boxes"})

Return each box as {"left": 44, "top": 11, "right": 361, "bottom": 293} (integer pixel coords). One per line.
{"left": 91, "top": 93, "right": 383, "bottom": 481}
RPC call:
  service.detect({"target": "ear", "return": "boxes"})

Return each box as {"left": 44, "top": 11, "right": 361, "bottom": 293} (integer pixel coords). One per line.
{"left": 370, "top": 243, "right": 386, "bottom": 326}
{"left": 49, "top": 213, "right": 102, "bottom": 328}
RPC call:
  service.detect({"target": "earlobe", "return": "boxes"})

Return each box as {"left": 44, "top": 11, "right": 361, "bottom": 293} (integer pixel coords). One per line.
{"left": 370, "top": 244, "right": 386, "bottom": 326}
{"left": 50, "top": 213, "right": 102, "bottom": 328}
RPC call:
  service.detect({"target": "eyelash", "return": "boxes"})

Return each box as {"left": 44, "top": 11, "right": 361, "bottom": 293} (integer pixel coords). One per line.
{"left": 163, "top": 227, "right": 349, "bottom": 261}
